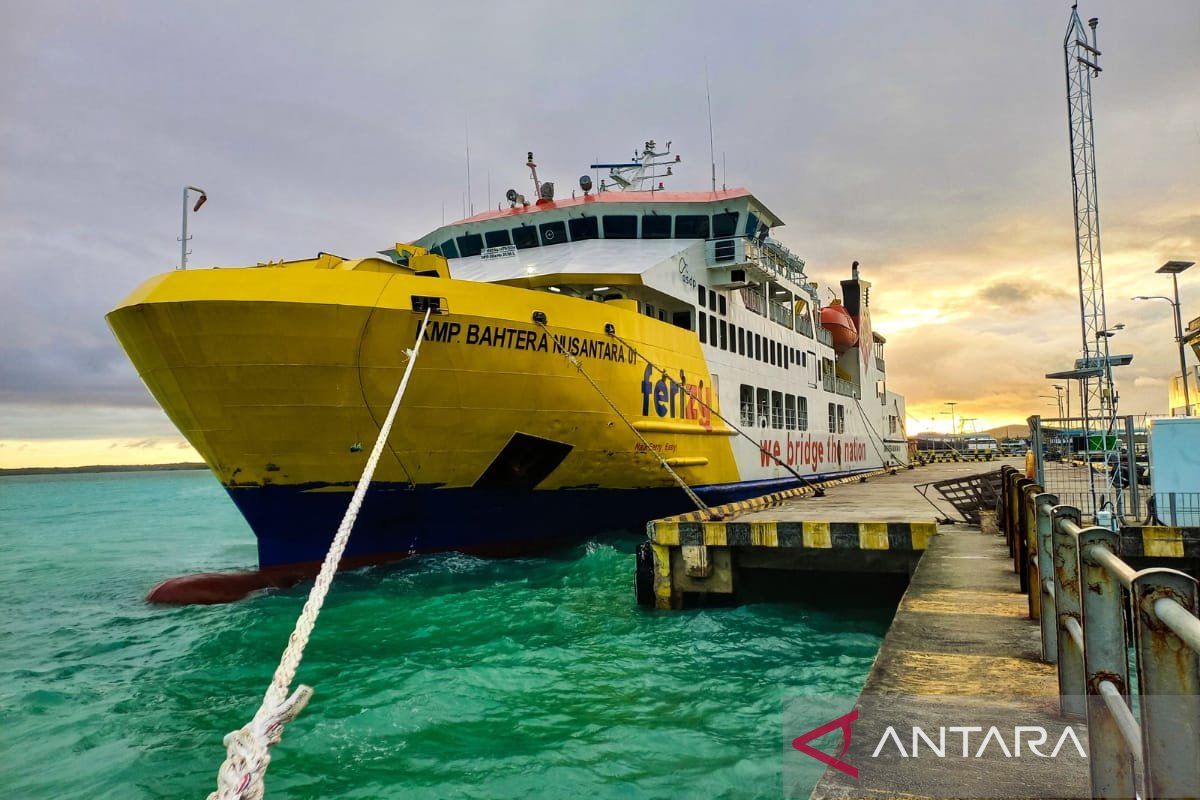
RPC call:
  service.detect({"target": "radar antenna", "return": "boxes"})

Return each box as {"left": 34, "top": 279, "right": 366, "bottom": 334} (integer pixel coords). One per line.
{"left": 590, "top": 140, "right": 681, "bottom": 193}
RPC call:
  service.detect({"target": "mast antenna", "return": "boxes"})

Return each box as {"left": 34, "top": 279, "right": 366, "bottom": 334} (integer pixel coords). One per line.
{"left": 1064, "top": 5, "right": 1122, "bottom": 516}
{"left": 465, "top": 124, "right": 473, "bottom": 216}
{"left": 705, "top": 62, "right": 716, "bottom": 193}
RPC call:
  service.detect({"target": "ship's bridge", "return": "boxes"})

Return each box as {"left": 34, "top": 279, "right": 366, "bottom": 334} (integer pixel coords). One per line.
{"left": 407, "top": 188, "right": 816, "bottom": 339}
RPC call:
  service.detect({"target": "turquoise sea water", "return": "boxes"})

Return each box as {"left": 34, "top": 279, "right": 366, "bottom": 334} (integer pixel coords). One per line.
{"left": 0, "top": 471, "right": 894, "bottom": 799}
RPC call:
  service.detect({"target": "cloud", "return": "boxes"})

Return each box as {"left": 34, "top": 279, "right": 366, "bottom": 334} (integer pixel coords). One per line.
{"left": 2, "top": 0, "right": 1199, "bottom": 450}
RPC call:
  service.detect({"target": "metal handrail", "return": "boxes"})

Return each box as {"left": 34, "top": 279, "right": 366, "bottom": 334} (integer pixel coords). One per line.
{"left": 1008, "top": 467, "right": 1200, "bottom": 799}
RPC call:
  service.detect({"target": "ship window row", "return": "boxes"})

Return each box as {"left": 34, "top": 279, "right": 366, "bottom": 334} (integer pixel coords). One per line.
{"left": 697, "top": 309, "right": 810, "bottom": 371}
{"left": 740, "top": 385, "right": 809, "bottom": 431}
{"left": 429, "top": 212, "right": 744, "bottom": 258}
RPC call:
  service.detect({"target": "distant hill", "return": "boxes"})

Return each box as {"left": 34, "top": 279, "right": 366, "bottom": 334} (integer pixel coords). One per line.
{"left": 984, "top": 424, "right": 1031, "bottom": 440}
{"left": 0, "top": 462, "right": 207, "bottom": 477}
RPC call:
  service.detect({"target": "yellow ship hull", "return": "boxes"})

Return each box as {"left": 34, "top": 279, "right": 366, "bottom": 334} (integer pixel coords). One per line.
{"left": 108, "top": 263, "right": 758, "bottom": 567}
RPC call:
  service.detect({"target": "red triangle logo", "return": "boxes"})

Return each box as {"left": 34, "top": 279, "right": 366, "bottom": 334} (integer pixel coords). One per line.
{"left": 791, "top": 708, "right": 859, "bottom": 778}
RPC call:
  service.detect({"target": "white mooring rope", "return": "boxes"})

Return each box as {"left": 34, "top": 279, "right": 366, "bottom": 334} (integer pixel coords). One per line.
{"left": 207, "top": 309, "right": 433, "bottom": 800}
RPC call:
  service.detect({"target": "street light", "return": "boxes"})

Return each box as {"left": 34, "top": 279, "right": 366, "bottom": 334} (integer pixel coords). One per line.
{"left": 179, "top": 185, "right": 208, "bottom": 270}
{"left": 1133, "top": 259, "right": 1195, "bottom": 416}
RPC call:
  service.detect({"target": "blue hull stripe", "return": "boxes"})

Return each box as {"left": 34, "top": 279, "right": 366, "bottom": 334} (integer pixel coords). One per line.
{"left": 228, "top": 470, "right": 873, "bottom": 568}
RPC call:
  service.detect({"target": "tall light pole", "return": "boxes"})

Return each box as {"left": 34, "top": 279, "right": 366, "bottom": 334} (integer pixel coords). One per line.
{"left": 1052, "top": 384, "right": 1066, "bottom": 418}
{"left": 1133, "top": 259, "right": 1194, "bottom": 416}
{"left": 943, "top": 401, "right": 958, "bottom": 436}
{"left": 179, "top": 185, "right": 208, "bottom": 270}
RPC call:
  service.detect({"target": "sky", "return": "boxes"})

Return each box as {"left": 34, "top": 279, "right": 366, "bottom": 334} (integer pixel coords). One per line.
{"left": 1, "top": 0, "right": 1198, "bottom": 468}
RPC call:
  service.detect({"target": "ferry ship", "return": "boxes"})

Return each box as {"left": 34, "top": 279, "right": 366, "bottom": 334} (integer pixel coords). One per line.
{"left": 108, "top": 142, "right": 907, "bottom": 570}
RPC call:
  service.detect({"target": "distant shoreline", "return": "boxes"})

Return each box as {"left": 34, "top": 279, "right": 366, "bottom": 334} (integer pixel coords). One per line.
{"left": 0, "top": 462, "right": 208, "bottom": 477}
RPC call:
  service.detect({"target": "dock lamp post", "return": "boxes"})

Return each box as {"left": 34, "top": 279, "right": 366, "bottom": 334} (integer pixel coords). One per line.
{"left": 179, "top": 185, "right": 208, "bottom": 270}
{"left": 1133, "top": 259, "right": 1195, "bottom": 416}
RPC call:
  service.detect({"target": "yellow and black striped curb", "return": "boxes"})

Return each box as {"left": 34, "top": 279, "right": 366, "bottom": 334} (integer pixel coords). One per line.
{"left": 915, "top": 452, "right": 997, "bottom": 464}
{"left": 656, "top": 466, "right": 909, "bottom": 525}
{"left": 1119, "top": 526, "right": 1200, "bottom": 559}
{"left": 650, "top": 519, "right": 938, "bottom": 550}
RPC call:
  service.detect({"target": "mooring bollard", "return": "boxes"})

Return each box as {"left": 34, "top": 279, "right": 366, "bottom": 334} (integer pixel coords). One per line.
{"left": 1077, "top": 526, "right": 1137, "bottom": 799}
{"left": 1034, "top": 493, "right": 1059, "bottom": 663}
{"left": 1050, "top": 504, "right": 1086, "bottom": 719}
{"left": 1014, "top": 477, "right": 1035, "bottom": 593}
{"left": 1129, "top": 567, "right": 1200, "bottom": 799}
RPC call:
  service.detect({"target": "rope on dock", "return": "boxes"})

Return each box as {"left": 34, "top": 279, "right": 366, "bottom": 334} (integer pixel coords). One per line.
{"left": 207, "top": 309, "right": 433, "bottom": 800}
{"left": 608, "top": 330, "right": 827, "bottom": 497}
{"left": 534, "top": 319, "right": 712, "bottom": 518}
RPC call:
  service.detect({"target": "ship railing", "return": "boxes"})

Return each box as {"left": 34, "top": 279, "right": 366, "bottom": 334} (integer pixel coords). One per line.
{"left": 705, "top": 237, "right": 807, "bottom": 286}
{"left": 768, "top": 298, "right": 794, "bottom": 329}
{"left": 740, "top": 285, "right": 765, "bottom": 315}
{"left": 816, "top": 326, "right": 834, "bottom": 348}
{"left": 796, "top": 314, "right": 814, "bottom": 338}
{"left": 875, "top": 356, "right": 886, "bottom": 372}
{"left": 822, "top": 375, "right": 835, "bottom": 393}
{"left": 833, "top": 378, "right": 858, "bottom": 399}
{"left": 1000, "top": 466, "right": 1200, "bottom": 798}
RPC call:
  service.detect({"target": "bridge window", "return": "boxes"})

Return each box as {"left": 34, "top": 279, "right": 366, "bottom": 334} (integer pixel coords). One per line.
{"left": 539, "top": 220, "right": 567, "bottom": 246}
{"left": 745, "top": 212, "right": 759, "bottom": 238}
{"left": 484, "top": 229, "right": 512, "bottom": 248}
{"left": 439, "top": 239, "right": 460, "bottom": 259}
{"left": 641, "top": 214, "right": 671, "bottom": 239}
{"left": 674, "top": 214, "right": 709, "bottom": 239}
{"left": 512, "top": 225, "right": 538, "bottom": 249}
{"left": 568, "top": 216, "right": 599, "bottom": 240}
{"left": 455, "top": 233, "right": 483, "bottom": 258}
{"left": 712, "top": 211, "right": 739, "bottom": 238}
{"left": 602, "top": 215, "right": 637, "bottom": 239}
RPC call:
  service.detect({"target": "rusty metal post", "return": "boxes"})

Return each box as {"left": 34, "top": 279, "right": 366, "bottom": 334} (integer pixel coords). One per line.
{"left": 1015, "top": 478, "right": 1035, "bottom": 592}
{"left": 1078, "top": 528, "right": 1137, "bottom": 799}
{"left": 1035, "top": 493, "right": 1059, "bottom": 663}
{"left": 1130, "top": 568, "right": 1200, "bottom": 798}
{"left": 1051, "top": 504, "right": 1086, "bottom": 718}
{"left": 1002, "top": 468, "right": 1017, "bottom": 556}
{"left": 1023, "top": 483, "right": 1043, "bottom": 619}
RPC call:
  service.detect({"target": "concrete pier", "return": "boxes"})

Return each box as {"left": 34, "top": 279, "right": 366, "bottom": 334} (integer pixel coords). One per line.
{"left": 810, "top": 526, "right": 1090, "bottom": 799}
{"left": 641, "top": 461, "right": 1003, "bottom": 609}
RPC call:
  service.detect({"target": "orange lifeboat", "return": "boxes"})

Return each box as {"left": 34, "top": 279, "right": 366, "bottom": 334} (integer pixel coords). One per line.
{"left": 820, "top": 300, "right": 859, "bottom": 354}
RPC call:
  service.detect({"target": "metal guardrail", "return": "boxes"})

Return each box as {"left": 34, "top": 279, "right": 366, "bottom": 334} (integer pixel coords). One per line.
{"left": 815, "top": 326, "right": 833, "bottom": 348}
{"left": 832, "top": 377, "right": 858, "bottom": 399}
{"left": 998, "top": 465, "right": 1200, "bottom": 799}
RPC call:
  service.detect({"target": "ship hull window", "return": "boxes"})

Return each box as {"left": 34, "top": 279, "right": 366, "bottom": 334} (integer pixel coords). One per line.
{"left": 708, "top": 315, "right": 717, "bottom": 345}
{"left": 641, "top": 214, "right": 671, "bottom": 239}
{"left": 771, "top": 391, "right": 784, "bottom": 429}
{"left": 698, "top": 312, "right": 707, "bottom": 343}
{"left": 568, "top": 216, "right": 599, "bottom": 240}
{"left": 485, "top": 229, "right": 512, "bottom": 248}
{"left": 719, "top": 320, "right": 727, "bottom": 350}
{"left": 674, "top": 214, "right": 709, "bottom": 239}
{"left": 673, "top": 311, "right": 692, "bottom": 331}
{"left": 539, "top": 220, "right": 567, "bottom": 246}
{"left": 712, "top": 212, "right": 739, "bottom": 238}
{"left": 512, "top": 226, "right": 538, "bottom": 249}
{"left": 740, "top": 385, "right": 755, "bottom": 427}
{"left": 798, "top": 396, "right": 809, "bottom": 431}
{"left": 756, "top": 388, "right": 769, "bottom": 428}
{"left": 602, "top": 215, "right": 637, "bottom": 239}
